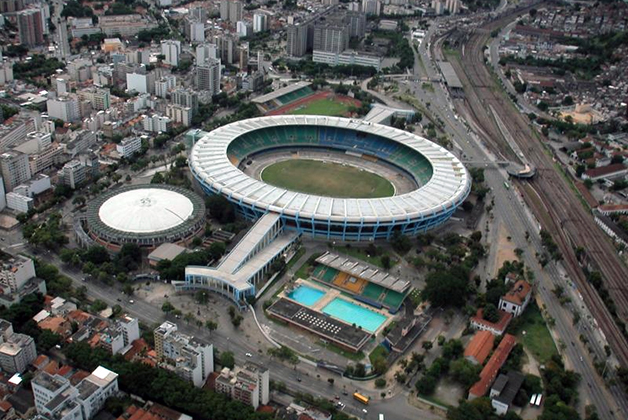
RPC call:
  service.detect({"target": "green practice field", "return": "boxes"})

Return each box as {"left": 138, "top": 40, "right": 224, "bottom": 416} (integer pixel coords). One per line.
{"left": 261, "top": 159, "right": 394, "bottom": 198}
{"left": 288, "top": 99, "right": 352, "bottom": 116}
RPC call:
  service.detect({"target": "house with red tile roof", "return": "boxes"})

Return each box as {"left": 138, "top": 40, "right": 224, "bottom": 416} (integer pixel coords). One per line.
{"left": 470, "top": 309, "right": 513, "bottom": 336}
{"left": 464, "top": 331, "right": 495, "bottom": 365}
{"left": 499, "top": 280, "right": 532, "bottom": 317}
{"left": 468, "top": 334, "right": 517, "bottom": 400}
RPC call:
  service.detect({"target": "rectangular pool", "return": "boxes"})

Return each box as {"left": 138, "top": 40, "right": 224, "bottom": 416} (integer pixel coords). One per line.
{"left": 287, "top": 285, "right": 325, "bottom": 307}
{"left": 322, "top": 298, "right": 387, "bottom": 333}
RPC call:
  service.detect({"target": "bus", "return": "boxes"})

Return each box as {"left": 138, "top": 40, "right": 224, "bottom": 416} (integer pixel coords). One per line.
{"left": 504, "top": 181, "right": 510, "bottom": 190}
{"left": 353, "top": 393, "right": 370, "bottom": 405}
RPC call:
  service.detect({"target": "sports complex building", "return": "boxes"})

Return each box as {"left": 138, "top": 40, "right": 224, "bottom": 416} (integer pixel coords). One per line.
{"left": 188, "top": 115, "right": 470, "bottom": 241}
{"left": 78, "top": 185, "right": 206, "bottom": 251}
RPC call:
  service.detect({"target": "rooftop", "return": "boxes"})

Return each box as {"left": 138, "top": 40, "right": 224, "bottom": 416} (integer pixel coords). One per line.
{"left": 316, "top": 251, "right": 410, "bottom": 293}
{"left": 501, "top": 280, "right": 531, "bottom": 306}
{"left": 464, "top": 330, "right": 495, "bottom": 365}
{"left": 469, "top": 334, "right": 517, "bottom": 398}
{"left": 252, "top": 81, "right": 312, "bottom": 104}
{"left": 148, "top": 243, "right": 188, "bottom": 262}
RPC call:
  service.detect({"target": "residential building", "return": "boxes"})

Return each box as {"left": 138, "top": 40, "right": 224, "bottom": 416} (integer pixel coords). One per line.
{"left": 155, "top": 75, "right": 177, "bottom": 98}
{"left": 312, "top": 49, "right": 382, "bottom": 70}
{"left": 126, "top": 72, "right": 149, "bottom": 94}
{"left": 166, "top": 105, "right": 193, "bottom": 127}
{"left": 77, "top": 88, "right": 111, "bottom": 111}
{"left": 59, "top": 160, "right": 86, "bottom": 189}
{"left": 118, "top": 315, "right": 140, "bottom": 347}
{"left": 346, "top": 11, "right": 366, "bottom": 38}
{"left": 154, "top": 322, "right": 213, "bottom": 387}
{"left": 464, "top": 330, "right": 495, "bottom": 365}
{"left": 13, "top": 173, "right": 51, "bottom": 198}
{"left": 17, "top": 8, "right": 43, "bottom": 46}
{"left": 468, "top": 334, "right": 517, "bottom": 399}
{"left": 0, "top": 150, "right": 31, "bottom": 192}
{"left": 253, "top": 13, "right": 268, "bottom": 33}
{"left": 498, "top": 280, "right": 532, "bottom": 317}
{"left": 196, "top": 43, "right": 218, "bottom": 64}
{"left": 99, "top": 14, "right": 156, "bottom": 37}
{"left": 313, "top": 22, "right": 349, "bottom": 53}
{"left": 161, "top": 40, "right": 181, "bottom": 67}
{"left": 0, "top": 255, "right": 36, "bottom": 294}
{"left": 582, "top": 163, "right": 628, "bottom": 181}
{"left": 237, "top": 20, "right": 252, "bottom": 38}
{"left": 47, "top": 96, "right": 81, "bottom": 122}
{"left": 0, "top": 112, "right": 39, "bottom": 152}
{"left": 196, "top": 59, "right": 221, "bottom": 96}
{"left": 213, "top": 362, "right": 269, "bottom": 408}
{"left": 0, "top": 0, "right": 24, "bottom": 13}
{"left": 184, "top": 18, "right": 205, "bottom": 42}
{"left": 242, "top": 71, "right": 264, "bottom": 92}
{"left": 220, "top": 0, "right": 242, "bottom": 23}
{"left": 116, "top": 137, "right": 142, "bottom": 159}
{"left": 69, "top": 17, "right": 100, "bottom": 38}
{"left": 0, "top": 319, "right": 36, "bottom": 374}
{"left": 0, "top": 177, "right": 5, "bottom": 211}
{"left": 143, "top": 114, "right": 171, "bottom": 133}
{"left": 6, "top": 192, "right": 32, "bottom": 213}
{"left": 171, "top": 89, "right": 199, "bottom": 113}
{"left": 445, "top": 0, "right": 460, "bottom": 14}
{"left": 361, "top": 0, "right": 380, "bottom": 15}
{"left": 32, "top": 366, "right": 119, "bottom": 420}
{"left": 286, "top": 23, "right": 309, "bottom": 57}
{"left": 0, "top": 61, "right": 14, "bottom": 85}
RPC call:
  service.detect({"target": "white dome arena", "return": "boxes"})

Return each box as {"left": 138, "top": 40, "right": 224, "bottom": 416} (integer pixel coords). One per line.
{"left": 84, "top": 185, "right": 206, "bottom": 250}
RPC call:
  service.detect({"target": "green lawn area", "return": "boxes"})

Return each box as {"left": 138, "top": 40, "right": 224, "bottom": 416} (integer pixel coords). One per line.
{"left": 295, "top": 252, "right": 324, "bottom": 279}
{"left": 288, "top": 98, "right": 351, "bottom": 116}
{"left": 331, "top": 246, "right": 396, "bottom": 269}
{"left": 510, "top": 302, "right": 558, "bottom": 364}
{"left": 261, "top": 159, "right": 394, "bottom": 198}
{"left": 369, "top": 345, "right": 389, "bottom": 365}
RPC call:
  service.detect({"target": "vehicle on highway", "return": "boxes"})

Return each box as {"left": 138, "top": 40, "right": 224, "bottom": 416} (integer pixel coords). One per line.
{"left": 297, "top": 377, "right": 302, "bottom": 382}
{"left": 353, "top": 392, "right": 370, "bottom": 405}
{"left": 362, "top": 408, "right": 368, "bottom": 414}
{"left": 379, "top": 414, "right": 384, "bottom": 420}
{"left": 245, "top": 352, "right": 252, "bottom": 358}
{"left": 504, "top": 181, "right": 510, "bottom": 190}
{"left": 129, "top": 300, "right": 134, "bottom": 304}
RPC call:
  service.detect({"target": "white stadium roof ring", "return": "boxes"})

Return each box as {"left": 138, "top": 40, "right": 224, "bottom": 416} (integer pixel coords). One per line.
{"left": 189, "top": 115, "right": 470, "bottom": 241}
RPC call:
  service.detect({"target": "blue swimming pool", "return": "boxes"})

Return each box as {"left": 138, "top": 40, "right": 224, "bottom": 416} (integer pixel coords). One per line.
{"left": 288, "top": 285, "right": 326, "bottom": 307}
{"left": 322, "top": 298, "right": 387, "bottom": 332}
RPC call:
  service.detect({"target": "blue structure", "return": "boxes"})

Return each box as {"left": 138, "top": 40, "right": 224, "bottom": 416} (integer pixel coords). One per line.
{"left": 189, "top": 116, "right": 470, "bottom": 241}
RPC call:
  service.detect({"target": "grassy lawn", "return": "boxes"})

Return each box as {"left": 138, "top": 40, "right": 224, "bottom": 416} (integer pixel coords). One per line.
{"left": 288, "top": 98, "right": 351, "bottom": 116}
{"left": 510, "top": 302, "right": 558, "bottom": 364}
{"left": 261, "top": 159, "right": 394, "bottom": 198}
{"left": 322, "top": 341, "right": 365, "bottom": 362}
{"left": 369, "top": 345, "right": 389, "bottom": 365}
{"left": 332, "top": 246, "right": 396, "bottom": 268}
{"left": 295, "top": 252, "right": 324, "bottom": 279}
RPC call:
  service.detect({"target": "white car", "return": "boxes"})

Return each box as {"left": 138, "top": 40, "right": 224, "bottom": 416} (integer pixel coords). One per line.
{"left": 245, "top": 352, "right": 253, "bottom": 358}
{"left": 362, "top": 409, "right": 368, "bottom": 414}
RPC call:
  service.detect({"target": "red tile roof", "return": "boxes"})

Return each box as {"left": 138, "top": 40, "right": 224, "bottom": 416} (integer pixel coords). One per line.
{"left": 502, "top": 280, "right": 531, "bottom": 306}
{"left": 469, "top": 334, "right": 517, "bottom": 398}
{"left": 464, "top": 331, "right": 494, "bottom": 365}
{"left": 471, "top": 309, "right": 513, "bottom": 334}
{"left": 584, "top": 163, "right": 627, "bottom": 179}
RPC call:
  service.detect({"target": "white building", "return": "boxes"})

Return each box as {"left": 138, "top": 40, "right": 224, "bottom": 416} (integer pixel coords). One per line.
{"left": 154, "top": 321, "right": 214, "bottom": 387}
{"left": 0, "top": 150, "right": 31, "bottom": 192}
{"left": 0, "top": 177, "right": 5, "bottom": 211}
{"left": 196, "top": 58, "right": 221, "bottom": 96}
{"left": 46, "top": 96, "right": 81, "bottom": 122}
{"left": 214, "top": 362, "right": 269, "bottom": 409}
{"left": 32, "top": 366, "right": 119, "bottom": 420}
{"left": 445, "top": 0, "right": 460, "bottom": 14}
{"left": 498, "top": 280, "right": 532, "bottom": 317}
{"left": 6, "top": 192, "right": 33, "bottom": 213}
{"left": 0, "top": 319, "right": 36, "bottom": 374}
{"left": 189, "top": 21, "right": 205, "bottom": 42}
{"left": 13, "top": 173, "right": 52, "bottom": 198}
{"left": 126, "top": 72, "right": 148, "bottom": 94}
{"left": 313, "top": 49, "right": 382, "bottom": 70}
{"left": 143, "top": 114, "right": 171, "bottom": 133}
{"left": 155, "top": 75, "right": 177, "bottom": 98}
{"left": 0, "top": 61, "right": 14, "bottom": 86}
{"left": 253, "top": 14, "right": 268, "bottom": 33}
{"left": 166, "top": 105, "right": 193, "bottom": 127}
{"left": 361, "top": 0, "right": 380, "bottom": 15}
{"left": 0, "top": 255, "right": 36, "bottom": 294}
{"left": 59, "top": 160, "right": 86, "bottom": 189}
{"left": 116, "top": 137, "right": 142, "bottom": 159}
{"left": 236, "top": 20, "right": 252, "bottom": 38}
{"left": 161, "top": 40, "right": 181, "bottom": 67}
{"left": 196, "top": 43, "right": 218, "bottom": 64}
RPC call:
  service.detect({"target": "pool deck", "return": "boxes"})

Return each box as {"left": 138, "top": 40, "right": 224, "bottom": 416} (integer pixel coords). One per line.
{"left": 281, "top": 279, "right": 392, "bottom": 336}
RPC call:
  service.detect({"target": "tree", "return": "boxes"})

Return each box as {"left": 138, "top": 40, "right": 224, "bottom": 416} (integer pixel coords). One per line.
{"left": 83, "top": 245, "right": 110, "bottom": 265}
{"left": 183, "top": 312, "right": 195, "bottom": 324}
{"left": 122, "top": 284, "right": 134, "bottom": 296}
{"left": 374, "top": 378, "right": 386, "bottom": 388}
{"left": 91, "top": 300, "right": 107, "bottom": 312}
{"left": 423, "top": 270, "right": 469, "bottom": 307}
{"left": 72, "top": 195, "right": 86, "bottom": 206}
{"left": 353, "top": 363, "right": 366, "bottom": 377}
{"left": 381, "top": 255, "right": 391, "bottom": 269}
{"left": 208, "top": 242, "right": 226, "bottom": 260}
{"left": 415, "top": 375, "right": 437, "bottom": 395}
{"left": 422, "top": 341, "right": 433, "bottom": 351}
{"left": 390, "top": 231, "right": 412, "bottom": 254}
{"left": 205, "top": 320, "right": 218, "bottom": 334}
{"left": 161, "top": 301, "right": 175, "bottom": 313}
{"left": 37, "top": 329, "right": 62, "bottom": 351}
{"left": 221, "top": 351, "right": 235, "bottom": 369}
{"left": 449, "top": 359, "right": 481, "bottom": 387}
{"left": 483, "top": 303, "right": 500, "bottom": 323}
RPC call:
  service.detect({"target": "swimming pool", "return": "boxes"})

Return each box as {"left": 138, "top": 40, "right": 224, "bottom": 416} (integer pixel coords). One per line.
{"left": 288, "top": 285, "right": 326, "bottom": 307}
{"left": 322, "top": 298, "right": 387, "bottom": 332}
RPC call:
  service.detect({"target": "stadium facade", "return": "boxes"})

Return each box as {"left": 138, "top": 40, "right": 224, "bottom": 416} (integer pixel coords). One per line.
{"left": 189, "top": 115, "right": 470, "bottom": 241}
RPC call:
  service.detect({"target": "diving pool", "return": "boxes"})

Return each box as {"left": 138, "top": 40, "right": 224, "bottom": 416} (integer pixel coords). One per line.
{"left": 322, "top": 298, "right": 387, "bottom": 332}
{"left": 287, "top": 285, "right": 326, "bottom": 307}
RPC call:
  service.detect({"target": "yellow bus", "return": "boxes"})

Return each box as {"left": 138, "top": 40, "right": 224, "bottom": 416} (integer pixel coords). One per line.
{"left": 353, "top": 392, "right": 370, "bottom": 405}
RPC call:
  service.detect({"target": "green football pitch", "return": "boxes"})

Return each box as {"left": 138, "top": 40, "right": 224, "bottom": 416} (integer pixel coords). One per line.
{"left": 261, "top": 159, "right": 395, "bottom": 198}
{"left": 288, "top": 99, "right": 351, "bottom": 116}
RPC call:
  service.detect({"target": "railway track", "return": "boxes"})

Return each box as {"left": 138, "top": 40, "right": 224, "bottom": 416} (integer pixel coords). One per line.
{"left": 446, "top": 8, "right": 628, "bottom": 367}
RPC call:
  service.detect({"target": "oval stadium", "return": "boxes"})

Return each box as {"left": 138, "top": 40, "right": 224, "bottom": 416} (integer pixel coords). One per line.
{"left": 189, "top": 115, "right": 470, "bottom": 241}
{"left": 82, "top": 184, "right": 206, "bottom": 251}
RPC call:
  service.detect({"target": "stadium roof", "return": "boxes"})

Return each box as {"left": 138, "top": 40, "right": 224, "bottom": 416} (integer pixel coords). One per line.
{"left": 190, "top": 116, "right": 470, "bottom": 224}
{"left": 98, "top": 188, "right": 194, "bottom": 233}
{"left": 252, "top": 81, "right": 312, "bottom": 104}
{"left": 437, "top": 61, "right": 463, "bottom": 89}
{"left": 316, "top": 251, "right": 410, "bottom": 293}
